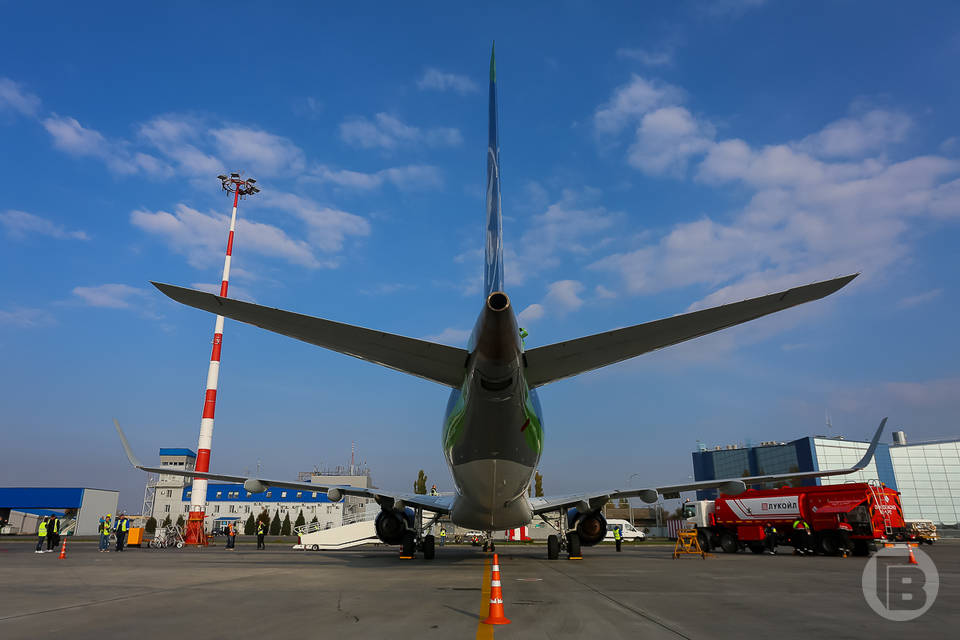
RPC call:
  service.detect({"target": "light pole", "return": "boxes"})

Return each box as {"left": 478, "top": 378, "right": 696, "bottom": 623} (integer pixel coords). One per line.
{"left": 183, "top": 172, "right": 260, "bottom": 546}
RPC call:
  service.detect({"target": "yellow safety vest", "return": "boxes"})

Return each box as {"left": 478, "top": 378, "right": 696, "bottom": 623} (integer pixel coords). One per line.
{"left": 258, "top": 522, "right": 266, "bottom": 534}
{"left": 119, "top": 519, "right": 128, "bottom": 532}
{"left": 53, "top": 519, "right": 60, "bottom": 533}
{"left": 440, "top": 529, "right": 446, "bottom": 537}
{"left": 614, "top": 528, "right": 622, "bottom": 541}
{"left": 793, "top": 520, "right": 809, "bottom": 531}
{"left": 38, "top": 522, "right": 48, "bottom": 537}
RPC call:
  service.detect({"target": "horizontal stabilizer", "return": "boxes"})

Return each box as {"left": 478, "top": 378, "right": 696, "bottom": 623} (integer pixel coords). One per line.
{"left": 152, "top": 282, "right": 468, "bottom": 388}
{"left": 524, "top": 274, "right": 857, "bottom": 387}
{"left": 530, "top": 417, "right": 886, "bottom": 515}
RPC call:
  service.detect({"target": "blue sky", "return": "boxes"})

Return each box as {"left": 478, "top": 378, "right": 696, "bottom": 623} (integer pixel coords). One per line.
{"left": 2, "top": 1, "right": 959, "bottom": 511}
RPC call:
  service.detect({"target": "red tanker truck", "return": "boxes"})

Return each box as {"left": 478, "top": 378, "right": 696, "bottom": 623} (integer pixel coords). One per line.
{"left": 682, "top": 480, "right": 905, "bottom": 556}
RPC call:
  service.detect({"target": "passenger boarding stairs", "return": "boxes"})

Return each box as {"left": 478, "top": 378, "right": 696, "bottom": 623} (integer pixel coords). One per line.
{"left": 867, "top": 479, "right": 894, "bottom": 538}
{"left": 293, "top": 509, "right": 379, "bottom": 551}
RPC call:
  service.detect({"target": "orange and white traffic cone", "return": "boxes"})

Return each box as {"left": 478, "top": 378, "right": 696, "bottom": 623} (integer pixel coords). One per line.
{"left": 908, "top": 546, "right": 918, "bottom": 565}
{"left": 58, "top": 539, "right": 67, "bottom": 560}
{"left": 482, "top": 553, "right": 511, "bottom": 625}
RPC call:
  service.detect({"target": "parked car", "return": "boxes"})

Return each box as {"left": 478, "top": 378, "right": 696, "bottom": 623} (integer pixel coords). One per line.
{"left": 604, "top": 519, "right": 645, "bottom": 542}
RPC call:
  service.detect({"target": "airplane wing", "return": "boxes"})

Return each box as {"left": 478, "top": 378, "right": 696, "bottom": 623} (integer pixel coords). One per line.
{"left": 113, "top": 420, "right": 453, "bottom": 514}
{"left": 530, "top": 417, "right": 886, "bottom": 515}
{"left": 523, "top": 274, "right": 857, "bottom": 388}
{"left": 151, "top": 282, "right": 468, "bottom": 388}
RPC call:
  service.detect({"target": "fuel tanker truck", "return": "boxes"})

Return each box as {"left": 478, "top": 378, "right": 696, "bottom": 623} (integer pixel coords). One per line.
{"left": 682, "top": 480, "right": 905, "bottom": 556}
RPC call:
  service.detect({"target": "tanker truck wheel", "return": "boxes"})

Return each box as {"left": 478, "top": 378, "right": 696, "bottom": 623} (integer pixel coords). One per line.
{"left": 748, "top": 542, "right": 764, "bottom": 554}
{"left": 697, "top": 531, "right": 711, "bottom": 552}
{"left": 719, "top": 531, "right": 739, "bottom": 553}
{"left": 819, "top": 532, "right": 840, "bottom": 556}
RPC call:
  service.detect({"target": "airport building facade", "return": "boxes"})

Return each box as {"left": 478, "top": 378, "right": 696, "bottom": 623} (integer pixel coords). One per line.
{"left": 148, "top": 448, "right": 370, "bottom": 532}
{"left": 0, "top": 487, "right": 119, "bottom": 535}
{"left": 692, "top": 430, "right": 960, "bottom": 526}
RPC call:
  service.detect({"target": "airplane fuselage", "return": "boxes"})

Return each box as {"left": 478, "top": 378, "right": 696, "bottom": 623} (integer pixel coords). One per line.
{"left": 442, "top": 291, "right": 543, "bottom": 530}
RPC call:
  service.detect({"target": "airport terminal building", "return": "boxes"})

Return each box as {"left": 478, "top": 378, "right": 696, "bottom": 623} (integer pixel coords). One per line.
{"left": 148, "top": 448, "right": 370, "bottom": 531}
{"left": 691, "top": 430, "right": 960, "bottom": 526}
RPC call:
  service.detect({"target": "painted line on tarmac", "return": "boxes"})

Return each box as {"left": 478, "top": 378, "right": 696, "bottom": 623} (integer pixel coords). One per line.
{"left": 537, "top": 558, "right": 692, "bottom": 639}
{"left": 476, "top": 556, "right": 494, "bottom": 639}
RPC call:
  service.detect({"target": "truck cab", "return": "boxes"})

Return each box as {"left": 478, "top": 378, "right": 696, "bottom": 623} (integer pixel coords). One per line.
{"left": 682, "top": 500, "right": 714, "bottom": 528}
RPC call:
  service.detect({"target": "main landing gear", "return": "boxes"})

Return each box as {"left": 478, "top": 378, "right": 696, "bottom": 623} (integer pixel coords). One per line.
{"left": 400, "top": 508, "right": 438, "bottom": 560}
{"left": 541, "top": 511, "right": 582, "bottom": 560}
{"left": 482, "top": 533, "right": 496, "bottom": 553}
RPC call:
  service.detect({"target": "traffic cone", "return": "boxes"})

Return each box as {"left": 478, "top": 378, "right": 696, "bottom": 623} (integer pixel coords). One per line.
{"left": 481, "top": 553, "right": 511, "bottom": 625}
{"left": 58, "top": 539, "right": 67, "bottom": 560}
{"left": 908, "top": 546, "right": 918, "bottom": 565}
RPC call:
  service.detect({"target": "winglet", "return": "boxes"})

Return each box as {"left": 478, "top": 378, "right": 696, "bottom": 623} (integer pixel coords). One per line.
{"left": 113, "top": 418, "right": 144, "bottom": 470}
{"left": 853, "top": 417, "right": 886, "bottom": 470}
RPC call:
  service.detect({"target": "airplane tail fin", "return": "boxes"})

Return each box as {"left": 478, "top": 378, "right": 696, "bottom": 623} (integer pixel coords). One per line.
{"left": 484, "top": 42, "right": 504, "bottom": 297}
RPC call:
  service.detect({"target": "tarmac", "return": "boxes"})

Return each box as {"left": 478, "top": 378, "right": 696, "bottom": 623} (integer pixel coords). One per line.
{"left": 0, "top": 538, "right": 956, "bottom": 639}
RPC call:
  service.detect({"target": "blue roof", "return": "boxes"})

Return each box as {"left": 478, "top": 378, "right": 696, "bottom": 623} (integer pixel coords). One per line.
{"left": 0, "top": 488, "right": 85, "bottom": 508}
{"left": 15, "top": 508, "right": 65, "bottom": 517}
{"left": 159, "top": 448, "right": 197, "bottom": 457}
{"left": 181, "top": 483, "right": 332, "bottom": 503}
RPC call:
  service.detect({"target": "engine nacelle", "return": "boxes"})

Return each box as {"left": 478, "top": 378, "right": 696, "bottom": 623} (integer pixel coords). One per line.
{"left": 567, "top": 508, "right": 607, "bottom": 547}
{"left": 374, "top": 507, "right": 414, "bottom": 545}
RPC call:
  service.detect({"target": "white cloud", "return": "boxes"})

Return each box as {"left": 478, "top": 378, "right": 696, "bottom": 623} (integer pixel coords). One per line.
{"left": 139, "top": 116, "right": 221, "bottom": 176}
{"left": 210, "top": 127, "right": 305, "bottom": 177}
{"left": 797, "top": 109, "right": 912, "bottom": 158}
{"left": 628, "top": 106, "right": 715, "bottom": 176}
{"left": 257, "top": 191, "right": 371, "bottom": 254}
{"left": 594, "top": 74, "right": 684, "bottom": 135}
{"left": 71, "top": 284, "right": 150, "bottom": 309}
{"left": 518, "top": 303, "right": 545, "bottom": 324}
{"left": 423, "top": 327, "right": 471, "bottom": 346}
{"left": 616, "top": 48, "right": 673, "bottom": 67}
{"left": 131, "top": 204, "right": 330, "bottom": 269}
{"left": 0, "top": 307, "right": 55, "bottom": 327}
{"left": 897, "top": 289, "right": 942, "bottom": 309}
{"left": 545, "top": 280, "right": 585, "bottom": 312}
{"left": 339, "top": 113, "right": 462, "bottom": 150}
{"left": 0, "top": 77, "right": 41, "bottom": 117}
{"left": 0, "top": 210, "right": 89, "bottom": 240}
{"left": 43, "top": 114, "right": 169, "bottom": 175}
{"left": 417, "top": 68, "right": 479, "bottom": 95}
{"left": 311, "top": 164, "right": 443, "bottom": 191}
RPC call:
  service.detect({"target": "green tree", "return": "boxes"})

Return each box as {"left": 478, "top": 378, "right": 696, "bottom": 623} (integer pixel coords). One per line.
{"left": 281, "top": 513, "right": 292, "bottom": 536}
{"left": 161, "top": 514, "right": 172, "bottom": 528}
{"left": 310, "top": 515, "right": 318, "bottom": 525}
{"left": 535, "top": 472, "right": 543, "bottom": 497}
{"left": 244, "top": 513, "right": 255, "bottom": 535}
{"left": 257, "top": 508, "right": 270, "bottom": 526}
{"left": 414, "top": 470, "right": 428, "bottom": 495}
{"left": 269, "top": 511, "right": 281, "bottom": 536}
{"left": 295, "top": 509, "right": 306, "bottom": 529}
{"left": 175, "top": 515, "right": 185, "bottom": 529}
{"left": 145, "top": 517, "right": 158, "bottom": 534}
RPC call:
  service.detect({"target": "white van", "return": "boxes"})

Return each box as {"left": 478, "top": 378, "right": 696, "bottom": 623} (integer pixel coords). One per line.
{"left": 604, "top": 519, "right": 645, "bottom": 542}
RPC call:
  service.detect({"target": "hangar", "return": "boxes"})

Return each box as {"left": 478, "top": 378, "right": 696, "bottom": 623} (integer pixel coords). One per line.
{"left": 0, "top": 488, "right": 119, "bottom": 535}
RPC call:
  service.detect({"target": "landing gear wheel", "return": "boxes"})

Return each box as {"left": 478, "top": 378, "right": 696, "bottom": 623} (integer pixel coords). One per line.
{"left": 719, "top": 532, "right": 739, "bottom": 553}
{"left": 567, "top": 532, "right": 581, "bottom": 558}
{"left": 400, "top": 531, "right": 416, "bottom": 558}
{"left": 423, "top": 535, "right": 436, "bottom": 560}
{"left": 547, "top": 535, "right": 560, "bottom": 560}
{"left": 482, "top": 541, "right": 488, "bottom": 552}
{"left": 490, "top": 542, "right": 496, "bottom": 553}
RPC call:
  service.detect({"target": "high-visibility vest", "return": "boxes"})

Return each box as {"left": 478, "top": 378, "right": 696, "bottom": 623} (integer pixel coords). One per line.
{"left": 257, "top": 522, "right": 266, "bottom": 534}
{"left": 119, "top": 518, "right": 128, "bottom": 532}
{"left": 440, "top": 529, "right": 446, "bottom": 538}
{"left": 613, "top": 528, "right": 622, "bottom": 541}
{"left": 793, "top": 520, "right": 809, "bottom": 531}
{"left": 51, "top": 518, "right": 59, "bottom": 533}
{"left": 38, "top": 521, "right": 48, "bottom": 537}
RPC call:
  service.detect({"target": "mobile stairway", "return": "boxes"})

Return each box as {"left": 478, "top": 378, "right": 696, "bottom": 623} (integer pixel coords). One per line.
{"left": 292, "top": 511, "right": 379, "bottom": 551}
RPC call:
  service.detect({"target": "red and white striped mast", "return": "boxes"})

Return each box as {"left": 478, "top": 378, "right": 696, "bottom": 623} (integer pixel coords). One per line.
{"left": 183, "top": 172, "right": 260, "bottom": 546}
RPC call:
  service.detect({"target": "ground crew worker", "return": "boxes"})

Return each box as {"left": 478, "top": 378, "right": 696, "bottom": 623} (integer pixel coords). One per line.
{"left": 439, "top": 526, "right": 447, "bottom": 547}
{"left": 115, "top": 514, "right": 129, "bottom": 552}
{"left": 99, "top": 515, "right": 112, "bottom": 552}
{"left": 792, "top": 518, "right": 812, "bottom": 555}
{"left": 519, "top": 327, "right": 528, "bottom": 346}
{"left": 35, "top": 517, "right": 48, "bottom": 553}
{"left": 430, "top": 484, "right": 438, "bottom": 496}
{"left": 763, "top": 523, "right": 778, "bottom": 555}
{"left": 47, "top": 515, "right": 60, "bottom": 551}
{"left": 837, "top": 515, "right": 853, "bottom": 557}
{"left": 613, "top": 526, "right": 623, "bottom": 552}
{"left": 225, "top": 522, "right": 236, "bottom": 550}
{"left": 257, "top": 519, "right": 267, "bottom": 550}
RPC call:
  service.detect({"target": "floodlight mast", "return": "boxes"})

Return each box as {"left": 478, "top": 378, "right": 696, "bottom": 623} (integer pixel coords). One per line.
{"left": 183, "top": 172, "right": 260, "bottom": 546}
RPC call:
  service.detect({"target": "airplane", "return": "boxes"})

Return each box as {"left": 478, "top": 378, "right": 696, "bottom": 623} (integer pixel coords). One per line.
{"left": 115, "top": 45, "right": 880, "bottom": 560}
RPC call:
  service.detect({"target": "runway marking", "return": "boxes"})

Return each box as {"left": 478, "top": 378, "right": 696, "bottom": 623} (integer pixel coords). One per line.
{"left": 476, "top": 556, "right": 494, "bottom": 639}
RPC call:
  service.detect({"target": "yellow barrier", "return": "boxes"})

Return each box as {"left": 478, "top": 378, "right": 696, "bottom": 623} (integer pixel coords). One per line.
{"left": 673, "top": 529, "right": 709, "bottom": 559}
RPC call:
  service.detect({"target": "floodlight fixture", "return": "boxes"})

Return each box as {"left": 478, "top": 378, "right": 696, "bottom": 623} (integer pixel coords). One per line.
{"left": 217, "top": 174, "right": 227, "bottom": 180}
{"left": 231, "top": 172, "right": 240, "bottom": 178}
{"left": 247, "top": 178, "right": 256, "bottom": 184}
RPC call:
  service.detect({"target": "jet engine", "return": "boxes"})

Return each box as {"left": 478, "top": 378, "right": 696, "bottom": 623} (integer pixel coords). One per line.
{"left": 374, "top": 507, "right": 414, "bottom": 545}
{"left": 568, "top": 508, "right": 607, "bottom": 547}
